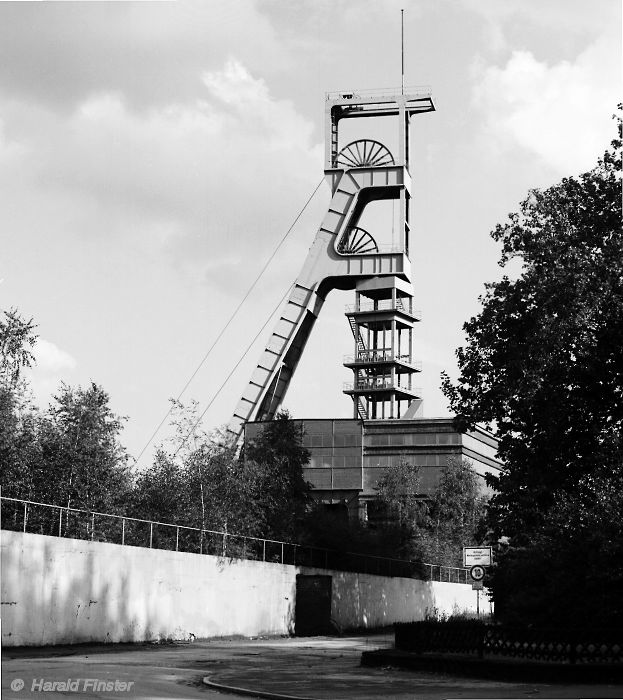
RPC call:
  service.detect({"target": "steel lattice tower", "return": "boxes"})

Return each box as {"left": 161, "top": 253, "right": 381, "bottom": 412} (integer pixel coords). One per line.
{"left": 230, "top": 88, "right": 434, "bottom": 436}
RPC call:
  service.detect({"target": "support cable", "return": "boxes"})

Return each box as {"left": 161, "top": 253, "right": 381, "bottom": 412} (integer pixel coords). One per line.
{"left": 134, "top": 177, "right": 324, "bottom": 466}
{"left": 171, "top": 284, "right": 295, "bottom": 459}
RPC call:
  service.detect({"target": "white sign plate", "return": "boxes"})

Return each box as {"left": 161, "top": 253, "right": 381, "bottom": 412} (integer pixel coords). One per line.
{"left": 463, "top": 547, "right": 493, "bottom": 567}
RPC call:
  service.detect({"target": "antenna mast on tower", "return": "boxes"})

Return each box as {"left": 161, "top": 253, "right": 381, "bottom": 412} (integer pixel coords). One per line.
{"left": 401, "top": 8, "right": 405, "bottom": 95}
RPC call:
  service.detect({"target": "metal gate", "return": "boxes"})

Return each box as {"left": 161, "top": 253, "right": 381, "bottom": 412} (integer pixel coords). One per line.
{"left": 295, "top": 574, "right": 332, "bottom": 636}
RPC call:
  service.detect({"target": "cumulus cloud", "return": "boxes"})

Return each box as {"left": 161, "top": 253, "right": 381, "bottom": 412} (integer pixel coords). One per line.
{"left": 33, "top": 339, "right": 76, "bottom": 373}
{"left": 27, "top": 339, "right": 77, "bottom": 407}
{"left": 472, "top": 33, "right": 620, "bottom": 175}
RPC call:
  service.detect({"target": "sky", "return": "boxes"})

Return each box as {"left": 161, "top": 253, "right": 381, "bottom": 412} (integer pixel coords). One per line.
{"left": 1, "top": 0, "right": 620, "bottom": 467}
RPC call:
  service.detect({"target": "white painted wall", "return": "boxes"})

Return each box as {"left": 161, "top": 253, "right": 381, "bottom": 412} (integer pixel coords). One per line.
{"left": 306, "top": 569, "right": 484, "bottom": 630}
{"left": 1, "top": 531, "right": 481, "bottom": 647}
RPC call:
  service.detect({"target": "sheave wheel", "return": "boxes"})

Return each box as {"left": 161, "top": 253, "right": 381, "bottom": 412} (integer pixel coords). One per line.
{"left": 338, "top": 227, "right": 378, "bottom": 254}
{"left": 335, "top": 139, "right": 394, "bottom": 168}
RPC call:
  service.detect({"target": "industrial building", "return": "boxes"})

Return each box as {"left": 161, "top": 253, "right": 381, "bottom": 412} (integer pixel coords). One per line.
{"left": 245, "top": 417, "right": 500, "bottom": 519}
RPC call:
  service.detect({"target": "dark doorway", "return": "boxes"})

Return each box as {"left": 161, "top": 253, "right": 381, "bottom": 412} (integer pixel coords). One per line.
{"left": 295, "top": 574, "right": 332, "bottom": 636}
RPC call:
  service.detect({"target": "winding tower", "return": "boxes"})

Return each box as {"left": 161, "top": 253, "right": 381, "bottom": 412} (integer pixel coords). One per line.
{"left": 230, "top": 88, "right": 434, "bottom": 436}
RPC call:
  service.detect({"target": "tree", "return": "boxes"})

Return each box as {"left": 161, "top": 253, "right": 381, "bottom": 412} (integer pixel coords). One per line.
{"left": 374, "top": 459, "right": 424, "bottom": 558}
{"left": 374, "top": 457, "right": 487, "bottom": 565}
{"left": 132, "top": 448, "right": 190, "bottom": 526}
{"left": 0, "top": 308, "right": 40, "bottom": 498}
{"left": 132, "top": 404, "right": 311, "bottom": 548}
{"left": 0, "top": 311, "right": 133, "bottom": 529}
{"left": 244, "top": 410, "right": 312, "bottom": 541}
{"left": 183, "top": 430, "right": 270, "bottom": 541}
{"left": 150, "top": 400, "right": 269, "bottom": 535}
{"left": 442, "top": 112, "right": 622, "bottom": 626}
{"left": 39, "top": 382, "right": 131, "bottom": 514}
{"left": 442, "top": 113, "right": 622, "bottom": 542}
{"left": 490, "top": 465, "right": 623, "bottom": 628}
{"left": 0, "top": 308, "right": 37, "bottom": 387}
{"left": 415, "top": 458, "right": 488, "bottom": 567}
{"left": 375, "top": 459, "right": 422, "bottom": 527}
{"left": 0, "top": 387, "right": 41, "bottom": 500}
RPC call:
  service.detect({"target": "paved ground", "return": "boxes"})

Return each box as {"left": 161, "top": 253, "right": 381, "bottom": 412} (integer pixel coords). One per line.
{"left": 3, "top": 634, "right": 623, "bottom": 700}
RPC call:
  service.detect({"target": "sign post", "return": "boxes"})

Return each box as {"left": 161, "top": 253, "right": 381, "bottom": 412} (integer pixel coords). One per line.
{"left": 464, "top": 548, "right": 493, "bottom": 620}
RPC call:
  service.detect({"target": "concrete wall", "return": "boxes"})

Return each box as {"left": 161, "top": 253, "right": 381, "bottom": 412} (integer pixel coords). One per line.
{"left": 1, "top": 531, "right": 481, "bottom": 647}
{"left": 316, "top": 570, "right": 485, "bottom": 631}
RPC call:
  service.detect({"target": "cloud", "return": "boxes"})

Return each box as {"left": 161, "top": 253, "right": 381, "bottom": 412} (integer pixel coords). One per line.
{"left": 459, "top": 0, "right": 620, "bottom": 43}
{"left": 26, "top": 339, "right": 77, "bottom": 408}
{"left": 472, "top": 32, "right": 620, "bottom": 175}
{"left": 0, "top": 57, "right": 322, "bottom": 287}
{"left": 0, "top": 2, "right": 288, "bottom": 111}
{"left": 33, "top": 339, "right": 76, "bottom": 372}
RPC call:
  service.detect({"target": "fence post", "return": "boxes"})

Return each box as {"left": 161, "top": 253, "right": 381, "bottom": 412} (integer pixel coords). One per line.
{"left": 23, "top": 502, "right": 28, "bottom": 532}
{"left": 293, "top": 545, "right": 297, "bottom": 566}
{"left": 281, "top": 542, "right": 284, "bottom": 565}
{"left": 262, "top": 539, "right": 266, "bottom": 562}
{"left": 58, "top": 507, "right": 63, "bottom": 537}
{"left": 122, "top": 518, "right": 126, "bottom": 546}
{"left": 176, "top": 527, "right": 179, "bottom": 552}
{"left": 91, "top": 513, "right": 95, "bottom": 540}
{"left": 149, "top": 522, "right": 153, "bottom": 548}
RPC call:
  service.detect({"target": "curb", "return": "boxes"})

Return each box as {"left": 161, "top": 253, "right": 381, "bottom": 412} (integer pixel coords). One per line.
{"left": 203, "top": 675, "right": 314, "bottom": 700}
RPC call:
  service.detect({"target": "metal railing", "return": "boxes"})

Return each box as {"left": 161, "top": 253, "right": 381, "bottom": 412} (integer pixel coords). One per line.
{"left": 344, "top": 379, "right": 423, "bottom": 395}
{"left": 0, "top": 496, "right": 469, "bottom": 583}
{"left": 345, "top": 302, "right": 422, "bottom": 320}
{"left": 343, "top": 351, "right": 422, "bottom": 370}
{"left": 326, "top": 86, "right": 432, "bottom": 100}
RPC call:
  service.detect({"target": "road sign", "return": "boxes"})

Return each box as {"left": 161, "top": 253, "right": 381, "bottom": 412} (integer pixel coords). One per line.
{"left": 470, "top": 565, "right": 485, "bottom": 581}
{"left": 471, "top": 581, "right": 484, "bottom": 590}
{"left": 463, "top": 546, "right": 493, "bottom": 567}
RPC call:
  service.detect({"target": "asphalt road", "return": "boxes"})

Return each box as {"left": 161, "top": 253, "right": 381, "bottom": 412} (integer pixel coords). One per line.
{"left": 3, "top": 634, "right": 622, "bottom": 700}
